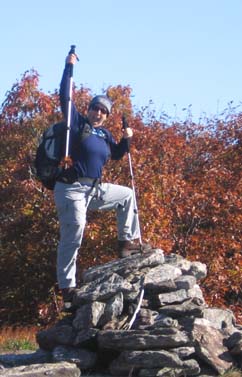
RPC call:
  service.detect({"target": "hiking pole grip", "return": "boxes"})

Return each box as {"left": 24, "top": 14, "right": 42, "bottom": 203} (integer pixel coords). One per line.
{"left": 122, "top": 114, "right": 131, "bottom": 151}
{"left": 122, "top": 114, "right": 129, "bottom": 129}
{"left": 69, "top": 45, "right": 76, "bottom": 54}
{"left": 67, "top": 45, "right": 76, "bottom": 76}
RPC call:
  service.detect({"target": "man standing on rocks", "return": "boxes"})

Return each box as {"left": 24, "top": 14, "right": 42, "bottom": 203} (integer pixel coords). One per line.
{"left": 54, "top": 51, "right": 151, "bottom": 310}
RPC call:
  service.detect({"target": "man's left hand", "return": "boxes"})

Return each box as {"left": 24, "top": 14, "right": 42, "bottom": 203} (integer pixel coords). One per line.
{"left": 123, "top": 127, "right": 133, "bottom": 139}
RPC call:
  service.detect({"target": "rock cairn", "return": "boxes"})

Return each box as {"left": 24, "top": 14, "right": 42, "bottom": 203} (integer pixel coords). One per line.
{"left": 1, "top": 249, "right": 241, "bottom": 377}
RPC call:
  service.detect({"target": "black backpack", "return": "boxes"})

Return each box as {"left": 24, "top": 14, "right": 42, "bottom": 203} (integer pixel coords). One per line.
{"left": 34, "top": 120, "right": 92, "bottom": 190}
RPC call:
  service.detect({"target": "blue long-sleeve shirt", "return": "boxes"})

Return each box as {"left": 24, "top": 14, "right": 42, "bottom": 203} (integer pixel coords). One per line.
{"left": 60, "top": 64, "right": 129, "bottom": 179}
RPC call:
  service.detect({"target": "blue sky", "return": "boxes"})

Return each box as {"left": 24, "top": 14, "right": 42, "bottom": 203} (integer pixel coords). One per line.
{"left": 1, "top": 1, "right": 242, "bottom": 122}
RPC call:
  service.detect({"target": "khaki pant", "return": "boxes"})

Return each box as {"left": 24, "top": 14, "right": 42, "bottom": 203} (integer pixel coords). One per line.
{"left": 54, "top": 181, "right": 140, "bottom": 288}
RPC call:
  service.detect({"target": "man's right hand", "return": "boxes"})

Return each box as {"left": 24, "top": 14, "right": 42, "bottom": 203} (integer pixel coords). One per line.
{"left": 66, "top": 53, "right": 78, "bottom": 65}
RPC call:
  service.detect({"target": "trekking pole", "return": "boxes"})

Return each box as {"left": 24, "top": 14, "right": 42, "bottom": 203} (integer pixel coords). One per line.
{"left": 64, "top": 44, "right": 77, "bottom": 169}
{"left": 122, "top": 115, "right": 143, "bottom": 247}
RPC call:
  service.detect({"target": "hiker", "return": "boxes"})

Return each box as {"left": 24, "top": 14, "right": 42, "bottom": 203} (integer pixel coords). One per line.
{"left": 54, "top": 53, "right": 150, "bottom": 309}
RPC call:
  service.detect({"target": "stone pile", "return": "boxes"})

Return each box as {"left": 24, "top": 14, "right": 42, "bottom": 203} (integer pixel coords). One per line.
{"left": 1, "top": 249, "right": 241, "bottom": 376}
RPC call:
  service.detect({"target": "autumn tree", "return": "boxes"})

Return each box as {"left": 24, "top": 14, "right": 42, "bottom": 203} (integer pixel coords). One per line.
{"left": 0, "top": 71, "right": 241, "bottom": 325}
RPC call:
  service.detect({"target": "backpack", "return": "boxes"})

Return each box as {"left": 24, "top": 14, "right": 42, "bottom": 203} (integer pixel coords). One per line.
{"left": 34, "top": 120, "right": 92, "bottom": 190}
{"left": 34, "top": 121, "right": 67, "bottom": 190}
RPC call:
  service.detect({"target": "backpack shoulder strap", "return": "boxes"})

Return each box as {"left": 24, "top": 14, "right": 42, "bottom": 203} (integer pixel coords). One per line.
{"left": 81, "top": 122, "right": 92, "bottom": 141}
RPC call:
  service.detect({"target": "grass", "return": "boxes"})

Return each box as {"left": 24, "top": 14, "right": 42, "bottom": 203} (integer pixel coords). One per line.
{"left": 223, "top": 369, "right": 242, "bottom": 377}
{"left": 0, "top": 327, "right": 38, "bottom": 352}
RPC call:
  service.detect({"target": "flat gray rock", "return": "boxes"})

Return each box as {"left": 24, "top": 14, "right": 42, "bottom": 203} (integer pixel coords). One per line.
{"left": 0, "top": 349, "right": 51, "bottom": 368}
{"left": 81, "top": 249, "right": 165, "bottom": 283}
{"left": 0, "top": 361, "right": 80, "bottom": 377}
{"left": 98, "top": 329, "right": 191, "bottom": 350}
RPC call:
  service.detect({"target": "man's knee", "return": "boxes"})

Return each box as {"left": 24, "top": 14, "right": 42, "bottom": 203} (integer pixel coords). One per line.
{"left": 123, "top": 186, "right": 133, "bottom": 200}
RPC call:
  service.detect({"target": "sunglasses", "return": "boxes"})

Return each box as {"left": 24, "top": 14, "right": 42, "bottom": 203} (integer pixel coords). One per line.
{"left": 91, "top": 104, "right": 108, "bottom": 115}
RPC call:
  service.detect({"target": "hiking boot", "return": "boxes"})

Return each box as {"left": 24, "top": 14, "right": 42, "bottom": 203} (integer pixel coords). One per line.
{"left": 61, "top": 287, "right": 78, "bottom": 313}
{"left": 118, "top": 240, "right": 152, "bottom": 258}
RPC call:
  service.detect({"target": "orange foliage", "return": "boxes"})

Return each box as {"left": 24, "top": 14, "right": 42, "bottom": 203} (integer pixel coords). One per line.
{"left": 0, "top": 71, "right": 241, "bottom": 325}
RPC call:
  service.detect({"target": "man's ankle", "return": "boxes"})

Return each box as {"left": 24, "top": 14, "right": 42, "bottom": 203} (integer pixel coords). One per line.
{"left": 118, "top": 240, "right": 152, "bottom": 258}
{"left": 60, "top": 287, "right": 78, "bottom": 313}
